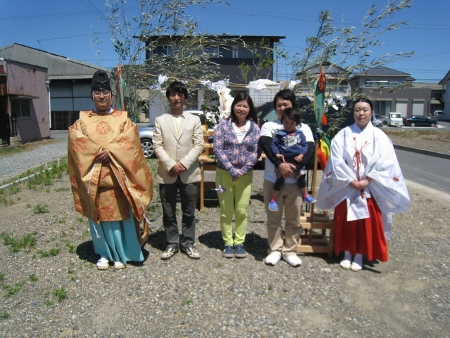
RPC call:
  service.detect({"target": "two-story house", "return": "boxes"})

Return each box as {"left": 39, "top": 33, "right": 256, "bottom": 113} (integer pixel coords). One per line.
{"left": 140, "top": 35, "right": 284, "bottom": 123}
{"left": 350, "top": 66, "right": 432, "bottom": 117}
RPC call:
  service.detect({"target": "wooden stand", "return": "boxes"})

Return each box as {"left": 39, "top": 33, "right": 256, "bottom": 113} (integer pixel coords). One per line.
{"left": 296, "top": 142, "right": 335, "bottom": 257}
{"left": 297, "top": 211, "right": 334, "bottom": 257}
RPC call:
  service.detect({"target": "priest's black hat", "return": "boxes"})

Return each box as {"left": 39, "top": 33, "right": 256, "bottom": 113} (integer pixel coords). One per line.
{"left": 91, "top": 70, "right": 112, "bottom": 92}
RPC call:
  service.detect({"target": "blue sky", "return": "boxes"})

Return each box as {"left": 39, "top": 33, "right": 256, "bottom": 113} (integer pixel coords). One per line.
{"left": 1, "top": 0, "right": 449, "bottom": 83}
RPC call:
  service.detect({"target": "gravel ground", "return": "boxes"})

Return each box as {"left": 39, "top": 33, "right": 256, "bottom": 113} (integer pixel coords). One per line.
{"left": 0, "top": 130, "right": 449, "bottom": 337}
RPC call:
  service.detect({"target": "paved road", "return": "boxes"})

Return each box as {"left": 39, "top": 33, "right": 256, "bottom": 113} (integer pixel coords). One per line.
{"left": 395, "top": 148, "right": 450, "bottom": 195}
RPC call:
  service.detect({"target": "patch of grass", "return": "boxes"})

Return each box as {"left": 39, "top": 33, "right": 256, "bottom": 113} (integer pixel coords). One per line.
{"left": 37, "top": 248, "right": 61, "bottom": 257}
{"left": 0, "top": 146, "right": 23, "bottom": 157}
{"left": 22, "top": 159, "right": 69, "bottom": 190}
{"left": 63, "top": 238, "right": 74, "bottom": 252}
{"left": 29, "top": 274, "right": 38, "bottom": 282}
{"left": 0, "top": 185, "right": 20, "bottom": 206}
{"left": 268, "top": 285, "right": 273, "bottom": 291}
{"left": 0, "top": 312, "right": 10, "bottom": 319}
{"left": 67, "top": 243, "right": 75, "bottom": 253}
{"left": 8, "top": 184, "right": 21, "bottom": 194}
{"left": 182, "top": 299, "right": 193, "bottom": 306}
{"left": 52, "top": 287, "right": 67, "bottom": 302}
{"left": 33, "top": 204, "right": 50, "bottom": 214}
{"left": 0, "top": 273, "right": 4, "bottom": 282}
{"left": 45, "top": 300, "right": 55, "bottom": 308}
{"left": 3, "top": 281, "right": 25, "bottom": 296}
{"left": 55, "top": 187, "right": 70, "bottom": 192}
{"left": 76, "top": 216, "right": 84, "bottom": 223}
{"left": 0, "top": 233, "right": 37, "bottom": 252}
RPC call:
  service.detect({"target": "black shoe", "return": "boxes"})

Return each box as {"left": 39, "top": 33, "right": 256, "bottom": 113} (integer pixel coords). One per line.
{"left": 234, "top": 245, "right": 248, "bottom": 258}
{"left": 222, "top": 246, "right": 234, "bottom": 258}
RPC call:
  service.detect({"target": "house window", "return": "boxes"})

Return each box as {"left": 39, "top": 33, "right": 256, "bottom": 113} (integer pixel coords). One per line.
{"left": 373, "top": 100, "right": 392, "bottom": 115}
{"left": 11, "top": 99, "right": 31, "bottom": 119}
{"left": 204, "top": 46, "right": 219, "bottom": 58}
{"left": 365, "top": 80, "right": 404, "bottom": 87}
{"left": 217, "top": 46, "right": 238, "bottom": 58}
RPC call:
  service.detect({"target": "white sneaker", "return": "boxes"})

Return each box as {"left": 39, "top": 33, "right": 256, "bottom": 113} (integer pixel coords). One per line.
{"left": 283, "top": 254, "right": 302, "bottom": 267}
{"left": 265, "top": 251, "right": 282, "bottom": 266}
{"left": 96, "top": 257, "right": 109, "bottom": 270}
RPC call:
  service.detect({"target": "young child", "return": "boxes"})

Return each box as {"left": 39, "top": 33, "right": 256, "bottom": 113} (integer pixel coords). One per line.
{"left": 268, "top": 108, "right": 316, "bottom": 211}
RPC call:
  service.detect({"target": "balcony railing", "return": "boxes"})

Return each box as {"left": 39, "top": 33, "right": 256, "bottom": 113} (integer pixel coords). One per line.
{"left": 296, "top": 85, "right": 351, "bottom": 97}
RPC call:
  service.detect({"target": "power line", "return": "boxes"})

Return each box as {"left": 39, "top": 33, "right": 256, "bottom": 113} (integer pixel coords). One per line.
{"left": 78, "top": 0, "right": 108, "bottom": 21}
{"left": 37, "top": 32, "right": 110, "bottom": 42}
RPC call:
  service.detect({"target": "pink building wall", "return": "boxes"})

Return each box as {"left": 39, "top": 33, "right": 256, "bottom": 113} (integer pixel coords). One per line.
{"left": 7, "top": 61, "right": 50, "bottom": 142}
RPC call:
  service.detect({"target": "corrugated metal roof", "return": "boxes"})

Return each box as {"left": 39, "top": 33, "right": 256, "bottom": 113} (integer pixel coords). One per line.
{"left": 0, "top": 43, "right": 104, "bottom": 78}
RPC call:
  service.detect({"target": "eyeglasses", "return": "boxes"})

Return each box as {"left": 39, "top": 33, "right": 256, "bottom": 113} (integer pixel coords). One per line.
{"left": 93, "top": 90, "right": 111, "bottom": 96}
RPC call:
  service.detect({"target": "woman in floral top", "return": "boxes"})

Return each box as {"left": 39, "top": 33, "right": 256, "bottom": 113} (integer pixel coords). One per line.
{"left": 213, "top": 93, "right": 260, "bottom": 258}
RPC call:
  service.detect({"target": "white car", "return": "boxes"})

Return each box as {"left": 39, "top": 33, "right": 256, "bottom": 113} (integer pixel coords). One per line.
{"left": 435, "top": 110, "right": 444, "bottom": 121}
{"left": 388, "top": 112, "right": 403, "bottom": 127}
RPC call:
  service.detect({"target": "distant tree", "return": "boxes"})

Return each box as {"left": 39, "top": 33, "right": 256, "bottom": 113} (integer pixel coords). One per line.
{"left": 291, "top": 0, "right": 414, "bottom": 138}
{"left": 237, "top": 38, "right": 284, "bottom": 83}
{"left": 105, "top": 0, "right": 259, "bottom": 119}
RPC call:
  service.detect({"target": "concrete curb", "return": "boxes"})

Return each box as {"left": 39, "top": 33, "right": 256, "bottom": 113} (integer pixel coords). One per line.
{"left": 393, "top": 145, "right": 450, "bottom": 160}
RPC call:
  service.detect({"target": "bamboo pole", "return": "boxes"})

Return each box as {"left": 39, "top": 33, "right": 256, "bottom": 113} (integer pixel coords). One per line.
{"left": 310, "top": 140, "right": 319, "bottom": 216}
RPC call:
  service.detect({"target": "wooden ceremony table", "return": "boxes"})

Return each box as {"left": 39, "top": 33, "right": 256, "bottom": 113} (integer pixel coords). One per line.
{"left": 197, "top": 153, "right": 216, "bottom": 212}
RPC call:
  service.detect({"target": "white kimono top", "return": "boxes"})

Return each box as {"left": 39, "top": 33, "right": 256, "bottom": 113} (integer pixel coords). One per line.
{"left": 317, "top": 122, "right": 410, "bottom": 227}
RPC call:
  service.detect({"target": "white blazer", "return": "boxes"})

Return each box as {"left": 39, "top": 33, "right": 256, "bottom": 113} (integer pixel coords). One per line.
{"left": 153, "top": 112, "right": 204, "bottom": 184}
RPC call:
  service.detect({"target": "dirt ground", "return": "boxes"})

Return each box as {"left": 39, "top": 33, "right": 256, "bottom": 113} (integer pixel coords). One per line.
{"left": 0, "top": 163, "right": 449, "bottom": 336}
{"left": 0, "top": 129, "right": 449, "bottom": 336}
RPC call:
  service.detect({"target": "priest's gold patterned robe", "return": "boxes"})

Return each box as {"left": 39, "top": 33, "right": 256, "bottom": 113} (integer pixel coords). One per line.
{"left": 68, "top": 110, "right": 153, "bottom": 225}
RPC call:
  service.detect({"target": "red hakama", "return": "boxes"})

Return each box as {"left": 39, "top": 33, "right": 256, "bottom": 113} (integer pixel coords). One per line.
{"left": 334, "top": 197, "right": 388, "bottom": 262}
